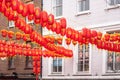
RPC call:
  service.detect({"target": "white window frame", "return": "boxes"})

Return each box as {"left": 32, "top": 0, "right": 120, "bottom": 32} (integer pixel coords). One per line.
{"left": 53, "top": 0, "right": 63, "bottom": 18}
{"left": 77, "top": 0, "right": 89, "bottom": 12}
{"left": 8, "top": 21, "right": 15, "bottom": 28}
{"left": 105, "top": 0, "right": 120, "bottom": 10}
{"left": 78, "top": 44, "right": 89, "bottom": 72}
{"left": 48, "top": 57, "right": 64, "bottom": 75}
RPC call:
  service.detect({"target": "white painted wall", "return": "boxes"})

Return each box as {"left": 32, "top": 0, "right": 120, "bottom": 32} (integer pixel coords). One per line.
{"left": 42, "top": 0, "right": 120, "bottom": 79}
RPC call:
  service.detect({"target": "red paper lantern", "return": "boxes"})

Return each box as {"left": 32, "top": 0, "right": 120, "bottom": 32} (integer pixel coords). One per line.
{"left": 56, "top": 22, "right": 61, "bottom": 34}
{"left": 17, "top": 2, "right": 24, "bottom": 14}
{"left": 16, "top": 32, "right": 22, "bottom": 40}
{"left": 27, "top": 3, "right": 34, "bottom": 15}
{"left": 104, "top": 33, "right": 110, "bottom": 41}
{"left": 34, "top": 7, "right": 41, "bottom": 19}
{"left": 72, "top": 40, "right": 77, "bottom": 46}
{"left": 41, "top": 11, "right": 48, "bottom": 22}
{"left": 97, "top": 32, "right": 102, "bottom": 40}
{"left": 48, "top": 14, "right": 54, "bottom": 25}
{"left": 22, "top": 5, "right": 28, "bottom": 17}
{"left": 1, "top": 29, "right": 8, "bottom": 37}
{"left": 60, "top": 29, "right": 66, "bottom": 36}
{"left": 82, "top": 27, "right": 87, "bottom": 37}
{"left": 65, "top": 38, "right": 71, "bottom": 45}
{"left": 8, "top": 31, "right": 14, "bottom": 38}
{"left": 66, "top": 28, "right": 72, "bottom": 38}
{"left": 11, "top": 0, "right": 18, "bottom": 11}
{"left": 91, "top": 30, "right": 97, "bottom": 37}
{"left": 51, "top": 21, "right": 57, "bottom": 32}
{"left": 60, "top": 18, "right": 67, "bottom": 28}
{"left": 56, "top": 37, "right": 63, "bottom": 45}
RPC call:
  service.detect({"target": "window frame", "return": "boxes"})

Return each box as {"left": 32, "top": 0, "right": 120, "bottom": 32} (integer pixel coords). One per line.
{"left": 78, "top": 44, "right": 89, "bottom": 72}
{"left": 53, "top": 0, "right": 63, "bottom": 17}
{"left": 77, "top": 0, "right": 89, "bottom": 12}
{"left": 52, "top": 57, "right": 62, "bottom": 73}
{"left": 8, "top": 57, "right": 15, "bottom": 70}
{"left": 8, "top": 21, "right": 15, "bottom": 28}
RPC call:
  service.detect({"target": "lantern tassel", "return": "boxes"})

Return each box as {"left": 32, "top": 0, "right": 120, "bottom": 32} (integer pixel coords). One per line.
{"left": 36, "top": 74, "right": 38, "bottom": 80}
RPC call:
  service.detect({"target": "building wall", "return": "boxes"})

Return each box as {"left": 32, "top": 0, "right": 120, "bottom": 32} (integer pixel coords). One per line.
{"left": 0, "top": 0, "right": 42, "bottom": 78}
{"left": 42, "top": 0, "right": 120, "bottom": 80}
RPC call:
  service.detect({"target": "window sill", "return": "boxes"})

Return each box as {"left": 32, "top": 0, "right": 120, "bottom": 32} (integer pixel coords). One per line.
{"left": 75, "top": 10, "right": 91, "bottom": 16}
{"left": 73, "top": 72, "right": 91, "bottom": 76}
{"left": 48, "top": 72, "right": 64, "bottom": 76}
{"left": 55, "top": 16, "right": 63, "bottom": 20}
{"left": 8, "top": 68, "right": 16, "bottom": 70}
{"left": 24, "top": 67, "right": 33, "bottom": 70}
{"left": 105, "top": 5, "right": 120, "bottom": 10}
{"left": 102, "top": 72, "right": 120, "bottom": 76}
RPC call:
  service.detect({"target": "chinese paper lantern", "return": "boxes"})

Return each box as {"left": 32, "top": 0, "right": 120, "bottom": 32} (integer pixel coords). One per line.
{"left": 51, "top": 21, "right": 57, "bottom": 32}
{"left": 91, "top": 30, "right": 97, "bottom": 37}
{"left": 22, "top": 5, "right": 28, "bottom": 17}
{"left": 1, "top": 29, "right": 8, "bottom": 37}
{"left": 34, "top": 7, "right": 41, "bottom": 19}
{"left": 13, "top": 11, "right": 18, "bottom": 20}
{"left": 78, "top": 32, "right": 83, "bottom": 43}
{"left": 66, "top": 27, "right": 72, "bottom": 38}
{"left": 11, "top": 0, "right": 18, "bottom": 11}
{"left": 104, "top": 33, "right": 110, "bottom": 41}
{"left": 82, "top": 27, "right": 87, "bottom": 38}
{"left": 72, "top": 40, "right": 77, "bottom": 46}
{"left": 65, "top": 38, "right": 71, "bottom": 45}
{"left": 60, "top": 29, "right": 66, "bottom": 36}
{"left": 48, "top": 14, "right": 54, "bottom": 25}
{"left": 56, "top": 37, "right": 62, "bottom": 45}
{"left": 8, "top": 31, "right": 14, "bottom": 38}
{"left": 60, "top": 18, "right": 67, "bottom": 28}
{"left": 4, "top": 8, "right": 10, "bottom": 17}
{"left": 41, "top": 11, "right": 48, "bottom": 22}
{"left": 97, "top": 32, "right": 102, "bottom": 40}
{"left": 27, "top": 3, "right": 34, "bottom": 15}
{"left": 16, "top": 32, "right": 22, "bottom": 40}
{"left": 23, "top": 34, "right": 29, "bottom": 41}
{"left": 86, "top": 29, "right": 91, "bottom": 38}
{"left": 28, "top": 14, "right": 34, "bottom": 21}
{"left": 56, "top": 22, "right": 61, "bottom": 34}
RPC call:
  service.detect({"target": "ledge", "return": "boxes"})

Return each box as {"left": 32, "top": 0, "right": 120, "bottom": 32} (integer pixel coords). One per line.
{"left": 75, "top": 10, "right": 91, "bottom": 16}
{"left": 105, "top": 5, "right": 120, "bottom": 10}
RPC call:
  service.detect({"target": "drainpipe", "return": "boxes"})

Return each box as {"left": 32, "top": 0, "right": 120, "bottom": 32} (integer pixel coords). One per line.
{"left": 40, "top": 0, "right": 43, "bottom": 80}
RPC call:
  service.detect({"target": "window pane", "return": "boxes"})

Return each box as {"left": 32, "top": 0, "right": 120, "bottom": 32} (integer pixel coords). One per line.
{"left": 109, "top": 0, "right": 115, "bottom": 5}
{"left": 53, "top": 66, "right": 57, "bottom": 72}
{"left": 56, "top": 0, "right": 62, "bottom": 5}
{"left": 115, "top": 53, "right": 120, "bottom": 70}
{"left": 53, "top": 59, "right": 57, "bottom": 66}
{"left": 107, "top": 52, "right": 114, "bottom": 71}
{"left": 78, "top": 61, "right": 83, "bottom": 71}
{"left": 78, "top": 0, "right": 89, "bottom": 12}
{"left": 116, "top": 0, "right": 120, "bottom": 4}
{"left": 85, "top": 60, "right": 89, "bottom": 71}
{"left": 58, "top": 66, "right": 62, "bottom": 72}
{"left": 85, "top": 0, "right": 89, "bottom": 10}
{"left": 58, "top": 59, "right": 62, "bottom": 66}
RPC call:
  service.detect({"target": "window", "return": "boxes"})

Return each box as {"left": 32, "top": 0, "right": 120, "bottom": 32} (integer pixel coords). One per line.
{"left": 78, "top": 0, "right": 89, "bottom": 12}
{"left": 78, "top": 44, "right": 89, "bottom": 72}
{"left": 25, "top": 56, "right": 33, "bottom": 69}
{"left": 53, "top": 0, "right": 63, "bottom": 17}
{"left": 8, "top": 21, "right": 15, "bottom": 28}
{"left": 52, "top": 58, "right": 62, "bottom": 73}
{"left": 107, "top": 52, "right": 120, "bottom": 72}
{"left": 8, "top": 57, "right": 15, "bottom": 69}
{"left": 107, "top": 0, "right": 120, "bottom": 6}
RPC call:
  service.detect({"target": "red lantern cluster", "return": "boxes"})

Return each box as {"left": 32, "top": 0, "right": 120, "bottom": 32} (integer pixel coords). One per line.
{"left": 33, "top": 56, "right": 41, "bottom": 75}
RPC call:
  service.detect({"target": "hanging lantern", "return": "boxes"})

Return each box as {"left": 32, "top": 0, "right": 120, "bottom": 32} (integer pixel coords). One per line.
{"left": 56, "top": 22, "right": 61, "bottom": 34}
{"left": 8, "top": 31, "right": 14, "bottom": 38}
{"left": 41, "top": 11, "right": 48, "bottom": 23}
{"left": 22, "top": 5, "right": 28, "bottom": 17}
{"left": 1, "top": 1, "right": 6, "bottom": 13}
{"left": 72, "top": 40, "right": 77, "bottom": 46}
{"left": 104, "top": 33, "right": 110, "bottom": 41}
{"left": 60, "top": 18, "right": 67, "bottom": 29}
{"left": 60, "top": 29, "right": 66, "bottom": 36}
{"left": 17, "top": 2, "right": 24, "bottom": 14}
{"left": 97, "top": 32, "right": 102, "bottom": 40}
{"left": 48, "top": 14, "right": 54, "bottom": 25}
{"left": 1, "top": 29, "right": 8, "bottom": 37}
{"left": 56, "top": 37, "right": 62, "bottom": 45}
{"left": 16, "top": 32, "right": 22, "bottom": 40}
{"left": 11, "top": 0, "right": 18, "bottom": 11}
{"left": 4, "top": 8, "right": 10, "bottom": 17}
{"left": 23, "top": 34, "right": 29, "bottom": 41}
{"left": 28, "top": 14, "right": 34, "bottom": 21}
{"left": 34, "top": 7, "right": 41, "bottom": 19}
{"left": 91, "top": 30, "right": 97, "bottom": 37}
{"left": 87, "top": 29, "right": 91, "bottom": 38}
{"left": 78, "top": 32, "right": 83, "bottom": 43}
{"left": 27, "top": 3, "right": 34, "bottom": 15}
{"left": 51, "top": 21, "right": 57, "bottom": 32}
{"left": 65, "top": 38, "right": 71, "bottom": 45}
{"left": 82, "top": 27, "right": 87, "bottom": 38}
{"left": 66, "top": 28, "right": 72, "bottom": 38}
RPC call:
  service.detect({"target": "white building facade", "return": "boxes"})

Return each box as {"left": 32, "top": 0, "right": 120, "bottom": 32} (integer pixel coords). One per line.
{"left": 42, "top": 0, "right": 120, "bottom": 80}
